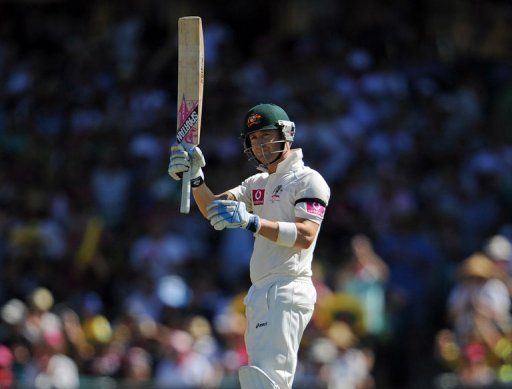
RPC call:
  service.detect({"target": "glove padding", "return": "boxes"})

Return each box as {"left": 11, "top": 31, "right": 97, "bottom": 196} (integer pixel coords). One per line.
{"left": 168, "top": 145, "right": 205, "bottom": 181}
{"left": 207, "top": 200, "right": 260, "bottom": 232}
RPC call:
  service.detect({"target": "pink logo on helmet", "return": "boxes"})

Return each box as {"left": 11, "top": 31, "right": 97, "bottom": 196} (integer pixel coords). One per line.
{"left": 306, "top": 201, "right": 325, "bottom": 217}
{"left": 252, "top": 189, "right": 265, "bottom": 205}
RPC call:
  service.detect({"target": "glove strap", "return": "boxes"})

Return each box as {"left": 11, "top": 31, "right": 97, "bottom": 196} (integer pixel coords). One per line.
{"left": 246, "top": 215, "right": 261, "bottom": 233}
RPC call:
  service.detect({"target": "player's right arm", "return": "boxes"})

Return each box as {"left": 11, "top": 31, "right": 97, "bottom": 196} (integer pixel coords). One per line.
{"left": 168, "top": 144, "right": 234, "bottom": 218}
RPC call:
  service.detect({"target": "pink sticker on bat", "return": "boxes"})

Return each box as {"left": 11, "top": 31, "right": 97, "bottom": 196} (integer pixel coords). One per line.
{"left": 252, "top": 189, "right": 265, "bottom": 205}
{"left": 306, "top": 201, "right": 325, "bottom": 217}
{"left": 177, "top": 96, "right": 199, "bottom": 145}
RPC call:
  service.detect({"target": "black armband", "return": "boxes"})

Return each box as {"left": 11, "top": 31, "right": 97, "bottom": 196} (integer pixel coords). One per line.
{"left": 294, "top": 197, "right": 327, "bottom": 207}
{"left": 191, "top": 176, "right": 204, "bottom": 188}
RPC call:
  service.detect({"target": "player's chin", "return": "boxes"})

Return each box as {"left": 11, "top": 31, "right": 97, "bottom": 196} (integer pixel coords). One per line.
{"left": 255, "top": 151, "right": 273, "bottom": 162}
{"left": 253, "top": 154, "right": 266, "bottom": 164}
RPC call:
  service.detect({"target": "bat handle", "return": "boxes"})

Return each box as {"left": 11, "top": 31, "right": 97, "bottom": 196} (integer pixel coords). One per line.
{"left": 180, "top": 170, "right": 191, "bottom": 214}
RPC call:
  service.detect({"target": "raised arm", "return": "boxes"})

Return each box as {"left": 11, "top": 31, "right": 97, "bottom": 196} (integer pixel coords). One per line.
{"left": 168, "top": 144, "right": 234, "bottom": 219}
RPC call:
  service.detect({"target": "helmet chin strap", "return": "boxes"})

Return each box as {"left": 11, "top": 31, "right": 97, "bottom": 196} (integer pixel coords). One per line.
{"left": 252, "top": 140, "right": 286, "bottom": 171}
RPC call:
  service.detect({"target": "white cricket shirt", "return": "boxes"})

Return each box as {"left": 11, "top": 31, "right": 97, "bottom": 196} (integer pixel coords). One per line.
{"left": 229, "top": 149, "right": 330, "bottom": 283}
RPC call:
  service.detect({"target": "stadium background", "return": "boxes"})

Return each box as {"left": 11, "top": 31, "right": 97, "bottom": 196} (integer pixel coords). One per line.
{"left": 0, "top": 0, "right": 511, "bottom": 387}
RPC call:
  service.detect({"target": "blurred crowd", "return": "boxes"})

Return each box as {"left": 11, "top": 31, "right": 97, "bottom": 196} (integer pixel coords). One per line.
{"left": 0, "top": 0, "right": 511, "bottom": 388}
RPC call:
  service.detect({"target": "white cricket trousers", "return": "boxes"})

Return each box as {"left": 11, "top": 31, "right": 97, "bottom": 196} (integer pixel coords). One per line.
{"left": 243, "top": 275, "right": 316, "bottom": 388}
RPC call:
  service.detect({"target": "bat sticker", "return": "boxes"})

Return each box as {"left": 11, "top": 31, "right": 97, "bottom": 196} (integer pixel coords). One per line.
{"left": 177, "top": 96, "right": 199, "bottom": 144}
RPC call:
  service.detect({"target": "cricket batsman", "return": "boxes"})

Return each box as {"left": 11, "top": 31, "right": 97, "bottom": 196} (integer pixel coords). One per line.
{"left": 168, "top": 103, "right": 330, "bottom": 388}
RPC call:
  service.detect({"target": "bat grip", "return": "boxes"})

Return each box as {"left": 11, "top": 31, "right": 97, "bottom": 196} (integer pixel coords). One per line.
{"left": 180, "top": 170, "right": 191, "bottom": 214}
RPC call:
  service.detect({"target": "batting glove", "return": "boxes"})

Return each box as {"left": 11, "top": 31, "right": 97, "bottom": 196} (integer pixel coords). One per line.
{"left": 168, "top": 145, "right": 205, "bottom": 186}
{"left": 206, "top": 200, "right": 261, "bottom": 233}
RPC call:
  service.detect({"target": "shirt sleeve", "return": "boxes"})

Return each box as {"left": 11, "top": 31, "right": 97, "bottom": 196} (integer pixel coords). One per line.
{"left": 294, "top": 170, "right": 330, "bottom": 224}
{"left": 227, "top": 177, "right": 254, "bottom": 212}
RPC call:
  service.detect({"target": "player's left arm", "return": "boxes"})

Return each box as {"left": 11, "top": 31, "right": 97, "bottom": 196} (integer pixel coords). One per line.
{"left": 206, "top": 202, "right": 320, "bottom": 249}
{"left": 256, "top": 218, "right": 320, "bottom": 250}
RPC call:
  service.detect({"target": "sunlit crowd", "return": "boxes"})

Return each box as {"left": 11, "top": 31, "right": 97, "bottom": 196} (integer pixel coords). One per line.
{"left": 1, "top": 1, "right": 511, "bottom": 388}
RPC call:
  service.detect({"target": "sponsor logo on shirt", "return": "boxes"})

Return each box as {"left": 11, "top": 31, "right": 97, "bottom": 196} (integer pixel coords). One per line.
{"left": 252, "top": 189, "right": 265, "bottom": 205}
{"left": 256, "top": 322, "right": 268, "bottom": 329}
{"left": 306, "top": 201, "right": 326, "bottom": 217}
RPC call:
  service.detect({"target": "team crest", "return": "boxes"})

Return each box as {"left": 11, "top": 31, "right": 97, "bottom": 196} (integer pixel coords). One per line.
{"left": 247, "top": 113, "right": 262, "bottom": 128}
{"left": 271, "top": 185, "right": 283, "bottom": 201}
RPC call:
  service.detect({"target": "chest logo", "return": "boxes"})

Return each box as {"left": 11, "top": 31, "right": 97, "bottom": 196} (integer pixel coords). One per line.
{"left": 252, "top": 189, "right": 265, "bottom": 205}
{"left": 271, "top": 185, "right": 283, "bottom": 201}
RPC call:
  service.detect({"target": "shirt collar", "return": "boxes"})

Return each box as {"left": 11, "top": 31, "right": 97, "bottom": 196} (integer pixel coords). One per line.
{"left": 275, "top": 149, "right": 304, "bottom": 174}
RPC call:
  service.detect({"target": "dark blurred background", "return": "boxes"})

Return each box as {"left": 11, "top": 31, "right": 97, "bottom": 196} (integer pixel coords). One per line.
{"left": 0, "top": 0, "right": 511, "bottom": 388}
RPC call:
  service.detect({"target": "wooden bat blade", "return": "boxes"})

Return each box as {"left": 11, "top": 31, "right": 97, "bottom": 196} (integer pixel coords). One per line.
{"left": 177, "top": 16, "right": 204, "bottom": 148}
{"left": 177, "top": 16, "right": 204, "bottom": 214}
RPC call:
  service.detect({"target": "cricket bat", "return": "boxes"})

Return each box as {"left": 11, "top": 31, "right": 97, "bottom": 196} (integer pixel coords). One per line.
{"left": 177, "top": 16, "right": 204, "bottom": 214}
